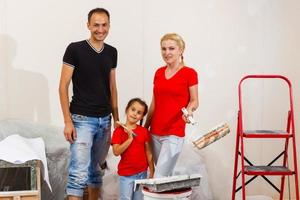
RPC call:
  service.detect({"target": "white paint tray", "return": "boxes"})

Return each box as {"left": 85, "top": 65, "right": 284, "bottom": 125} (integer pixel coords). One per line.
{"left": 134, "top": 174, "right": 202, "bottom": 192}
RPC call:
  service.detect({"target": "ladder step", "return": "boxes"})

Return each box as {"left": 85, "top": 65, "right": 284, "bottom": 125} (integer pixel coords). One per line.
{"left": 244, "top": 166, "right": 294, "bottom": 175}
{"left": 243, "top": 130, "right": 291, "bottom": 138}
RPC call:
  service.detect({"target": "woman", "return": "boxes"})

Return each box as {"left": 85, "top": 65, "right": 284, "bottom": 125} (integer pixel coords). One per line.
{"left": 145, "top": 33, "right": 199, "bottom": 178}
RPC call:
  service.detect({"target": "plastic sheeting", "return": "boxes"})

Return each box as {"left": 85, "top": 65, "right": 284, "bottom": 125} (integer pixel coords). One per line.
{"left": 174, "top": 144, "right": 213, "bottom": 200}
{"left": 0, "top": 119, "right": 68, "bottom": 200}
{"left": 0, "top": 119, "right": 213, "bottom": 200}
{"left": 0, "top": 135, "right": 51, "bottom": 190}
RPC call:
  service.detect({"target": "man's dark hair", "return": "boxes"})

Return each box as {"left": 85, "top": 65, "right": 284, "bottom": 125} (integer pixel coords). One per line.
{"left": 88, "top": 8, "right": 110, "bottom": 23}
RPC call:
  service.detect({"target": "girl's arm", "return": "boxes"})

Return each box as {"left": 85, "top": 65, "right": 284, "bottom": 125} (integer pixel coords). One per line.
{"left": 145, "top": 141, "right": 155, "bottom": 178}
{"left": 112, "top": 130, "right": 134, "bottom": 156}
{"left": 144, "top": 95, "right": 155, "bottom": 129}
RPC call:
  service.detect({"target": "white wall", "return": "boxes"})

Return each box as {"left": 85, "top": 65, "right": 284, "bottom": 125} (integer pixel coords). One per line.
{"left": 1, "top": 0, "right": 300, "bottom": 199}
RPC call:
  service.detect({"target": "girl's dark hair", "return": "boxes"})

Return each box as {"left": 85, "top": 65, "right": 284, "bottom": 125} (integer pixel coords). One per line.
{"left": 88, "top": 8, "right": 110, "bottom": 23}
{"left": 125, "top": 98, "right": 148, "bottom": 125}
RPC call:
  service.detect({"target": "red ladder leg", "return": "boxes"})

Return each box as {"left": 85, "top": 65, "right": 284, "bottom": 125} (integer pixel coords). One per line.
{"left": 232, "top": 111, "right": 241, "bottom": 200}
{"left": 280, "top": 112, "right": 291, "bottom": 200}
{"left": 240, "top": 127, "right": 246, "bottom": 200}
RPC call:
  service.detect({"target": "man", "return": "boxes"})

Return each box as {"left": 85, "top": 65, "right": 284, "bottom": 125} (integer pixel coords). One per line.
{"left": 59, "top": 8, "right": 119, "bottom": 200}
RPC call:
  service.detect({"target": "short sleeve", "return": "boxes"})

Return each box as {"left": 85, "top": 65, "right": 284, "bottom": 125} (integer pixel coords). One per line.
{"left": 187, "top": 68, "right": 198, "bottom": 87}
{"left": 153, "top": 70, "right": 158, "bottom": 84}
{"left": 112, "top": 48, "right": 118, "bottom": 69}
{"left": 111, "top": 128, "right": 122, "bottom": 145}
{"left": 153, "top": 67, "right": 163, "bottom": 84}
{"left": 63, "top": 43, "right": 77, "bottom": 68}
{"left": 144, "top": 129, "right": 150, "bottom": 142}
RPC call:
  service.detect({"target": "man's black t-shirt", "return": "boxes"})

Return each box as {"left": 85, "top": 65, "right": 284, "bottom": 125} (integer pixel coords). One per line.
{"left": 63, "top": 40, "right": 117, "bottom": 117}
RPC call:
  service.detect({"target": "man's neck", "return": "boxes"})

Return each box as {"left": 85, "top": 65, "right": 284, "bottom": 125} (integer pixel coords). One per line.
{"left": 88, "top": 38, "right": 104, "bottom": 51}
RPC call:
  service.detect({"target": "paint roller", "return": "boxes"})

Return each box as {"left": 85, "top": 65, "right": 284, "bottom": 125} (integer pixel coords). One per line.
{"left": 192, "top": 122, "right": 230, "bottom": 150}
{"left": 116, "top": 121, "right": 137, "bottom": 137}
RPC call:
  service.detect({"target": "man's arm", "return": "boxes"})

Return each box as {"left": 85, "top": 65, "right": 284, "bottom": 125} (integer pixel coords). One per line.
{"left": 59, "top": 64, "right": 76, "bottom": 143}
{"left": 110, "top": 69, "right": 119, "bottom": 128}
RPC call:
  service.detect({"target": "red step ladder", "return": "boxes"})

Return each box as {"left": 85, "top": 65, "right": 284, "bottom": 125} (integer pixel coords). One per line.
{"left": 232, "top": 75, "right": 299, "bottom": 200}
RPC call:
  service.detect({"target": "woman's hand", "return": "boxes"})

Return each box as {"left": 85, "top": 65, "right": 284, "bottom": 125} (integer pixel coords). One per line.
{"left": 182, "top": 107, "right": 194, "bottom": 124}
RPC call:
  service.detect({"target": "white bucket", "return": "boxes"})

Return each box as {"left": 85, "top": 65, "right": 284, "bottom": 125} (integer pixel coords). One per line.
{"left": 236, "top": 195, "right": 273, "bottom": 200}
{"left": 246, "top": 195, "right": 273, "bottom": 200}
{"left": 142, "top": 188, "right": 192, "bottom": 200}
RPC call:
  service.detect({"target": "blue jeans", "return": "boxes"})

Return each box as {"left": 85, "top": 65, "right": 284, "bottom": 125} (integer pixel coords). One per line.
{"left": 151, "top": 134, "right": 184, "bottom": 178}
{"left": 119, "top": 171, "right": 147, "bottom": 200}
{"left": 66, "top": 114, "right": 111, "bottom": 197}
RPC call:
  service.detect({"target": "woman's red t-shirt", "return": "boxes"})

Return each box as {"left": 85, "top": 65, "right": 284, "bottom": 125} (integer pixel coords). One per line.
{"left": 150, "top": 66, "right": 198, "bottom": 137}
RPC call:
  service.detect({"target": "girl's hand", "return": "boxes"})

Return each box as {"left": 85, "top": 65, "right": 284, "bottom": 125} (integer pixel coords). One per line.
{"left": 124, "top": 126, "right": 134, "bottom": 139}
{"left": 116, "top": 121, "right": 136, "bottom": 138}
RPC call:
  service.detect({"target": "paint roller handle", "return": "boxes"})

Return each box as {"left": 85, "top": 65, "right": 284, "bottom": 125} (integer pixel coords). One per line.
{"left": 181, "top": 108, "right": 196, "bottom": 125}
{"left": 116, "top": 121, "right": 137, "bottom": 137}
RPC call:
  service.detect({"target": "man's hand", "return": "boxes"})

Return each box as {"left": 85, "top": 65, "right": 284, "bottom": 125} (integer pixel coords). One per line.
{"left": 64, "top": 121, "right": 77, "bottom": 143}
{"left": 113, "top": 120, "right": 120, "bottom": 129}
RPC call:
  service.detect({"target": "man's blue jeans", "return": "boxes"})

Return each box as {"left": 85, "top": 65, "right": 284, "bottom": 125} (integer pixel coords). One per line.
{"left": 66, "top": 114, "right": 111, "bottom": 197}
{"left": 119, "top": 171, "right": 147, "bottom": 200}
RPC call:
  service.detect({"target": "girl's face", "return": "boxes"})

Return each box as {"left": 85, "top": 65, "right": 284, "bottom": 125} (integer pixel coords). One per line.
{"left": 126, "top": 102, "right": 145, "bottom": 124}
{"left": 161, "top": 39, "right": 182, "bottom": 66}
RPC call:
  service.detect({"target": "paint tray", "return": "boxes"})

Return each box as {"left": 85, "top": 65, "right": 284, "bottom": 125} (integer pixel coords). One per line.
{"left": 134, "top": 174, "right": 201, "bottom": 192}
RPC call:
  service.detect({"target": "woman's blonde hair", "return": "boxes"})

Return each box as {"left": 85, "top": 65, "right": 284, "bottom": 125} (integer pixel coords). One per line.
{"left": 160, "top": 33, "right": 185, "bottom": 64}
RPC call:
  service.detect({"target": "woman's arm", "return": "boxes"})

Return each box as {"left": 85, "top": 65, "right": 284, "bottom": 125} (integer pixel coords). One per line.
{"left": 187, "top": 84, "right": 199, "bottom": 112}
{"left": 145, "top": 141, "right": 155, "bottom": 178}
{"left": 183, "top": 84, "right": 199, "bottom": 123}
{"left": 144, "top": 95, "right": 155, "bottom": 129}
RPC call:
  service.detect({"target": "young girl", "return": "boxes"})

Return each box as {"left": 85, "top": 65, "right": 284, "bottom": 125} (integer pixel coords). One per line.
{"left": 111, "top": 98, "right": 154, "bottom": 200}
